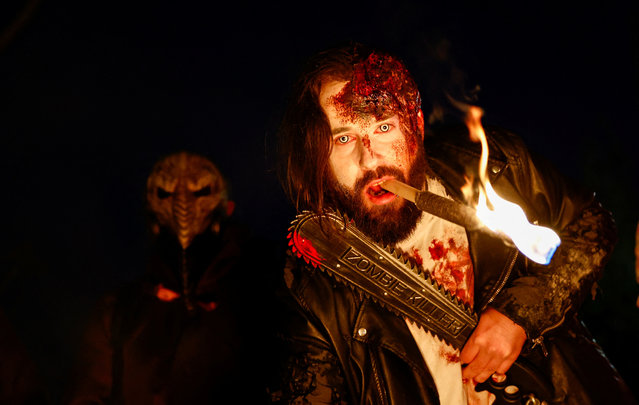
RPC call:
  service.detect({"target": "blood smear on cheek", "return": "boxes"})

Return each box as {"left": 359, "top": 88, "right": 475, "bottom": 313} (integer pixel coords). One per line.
{"left": 391, "top": 141, "right": 409, "bottom": 168}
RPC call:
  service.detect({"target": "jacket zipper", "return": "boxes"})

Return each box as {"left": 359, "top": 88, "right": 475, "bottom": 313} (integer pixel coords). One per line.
{"left": 530, "top": 304, "right": 572, "bottom": 357}
{"left": 480, "top": 248, "right": 519, "bottom": 312}
{"left": 369, "top": 350, "right": 387, "bottom": 405}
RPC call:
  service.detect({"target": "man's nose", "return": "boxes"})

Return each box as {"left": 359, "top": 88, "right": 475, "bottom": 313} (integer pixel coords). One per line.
{"left": 358, "top": 138, "right": 381, "bottom": 170}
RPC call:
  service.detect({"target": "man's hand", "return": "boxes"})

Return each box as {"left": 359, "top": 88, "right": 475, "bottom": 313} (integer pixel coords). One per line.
{"left": 460, "top": 307, "right": 527, "bottom": 383}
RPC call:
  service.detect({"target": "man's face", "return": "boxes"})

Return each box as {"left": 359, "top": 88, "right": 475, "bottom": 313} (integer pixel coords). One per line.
{"left": 320, "top": 80, "right": 426, "bottom": 244}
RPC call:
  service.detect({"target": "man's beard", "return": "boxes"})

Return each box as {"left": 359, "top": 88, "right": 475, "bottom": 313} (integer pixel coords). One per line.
{"left": 327, "top": 150, "right": 429, "bottom": 246}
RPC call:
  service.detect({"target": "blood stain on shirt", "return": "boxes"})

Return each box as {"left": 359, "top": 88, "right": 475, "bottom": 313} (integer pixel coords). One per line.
{"left": 427, "top": 237, "right": 474, "bottom": 306}
{"left": 451, "top": 268, "right": 465, "bottom": 284}
{"left": 439, "top": 345, "right": 461, "bottom": 364}
{"left": 428, "top": 239, "right": 446, "bottom": 261}
{"left": 411, "top": 248, "right": 423, "bottom": 266}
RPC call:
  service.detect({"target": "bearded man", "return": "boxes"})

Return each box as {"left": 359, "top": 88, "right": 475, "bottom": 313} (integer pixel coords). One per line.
{"left": 270, "top": 44, "right": 636, "bottom": 404}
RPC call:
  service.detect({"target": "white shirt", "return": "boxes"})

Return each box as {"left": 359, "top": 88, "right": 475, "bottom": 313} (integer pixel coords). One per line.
{"left": 396, "top": 178, "right": 475, "bottom": 405}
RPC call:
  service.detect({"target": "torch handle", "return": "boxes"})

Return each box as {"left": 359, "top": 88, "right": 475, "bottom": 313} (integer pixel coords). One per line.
{"left": 414, "top": 191, "right": 484, "bottom": 231}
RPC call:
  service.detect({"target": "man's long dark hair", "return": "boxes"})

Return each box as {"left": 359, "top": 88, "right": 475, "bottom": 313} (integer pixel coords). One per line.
{"left": 277, "top": 43, "right": 422, "bottom": 214}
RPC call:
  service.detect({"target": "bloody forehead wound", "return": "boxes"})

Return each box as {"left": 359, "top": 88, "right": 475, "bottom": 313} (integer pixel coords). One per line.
{"left": 330, "top": 52, "right": 421, "bottom": 135}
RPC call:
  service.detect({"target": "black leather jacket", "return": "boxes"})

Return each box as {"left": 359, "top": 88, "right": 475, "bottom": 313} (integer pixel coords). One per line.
{"left": 270, "top": 126, "right": 635, "bottom": 405}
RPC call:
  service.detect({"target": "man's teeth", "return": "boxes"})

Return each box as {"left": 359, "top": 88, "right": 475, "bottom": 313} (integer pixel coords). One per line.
{"left": 368, "top": 185, "right": 387, "bottom": 196}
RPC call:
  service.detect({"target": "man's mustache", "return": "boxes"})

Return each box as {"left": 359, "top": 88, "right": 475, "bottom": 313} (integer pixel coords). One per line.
{"left": 354, "top": 166, "right": 407, "bottom": 194}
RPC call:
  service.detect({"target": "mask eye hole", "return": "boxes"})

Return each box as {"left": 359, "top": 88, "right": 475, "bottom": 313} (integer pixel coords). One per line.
{"left": 193, "top": 185, "right": 211, "bottom": 197}
{"left": 157, "top": 187, "right": 172, "bottom": 199}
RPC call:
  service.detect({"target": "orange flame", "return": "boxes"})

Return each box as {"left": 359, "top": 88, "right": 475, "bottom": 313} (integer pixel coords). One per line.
{"left": 464, "top": 107, "right": 560, "bottom": 265}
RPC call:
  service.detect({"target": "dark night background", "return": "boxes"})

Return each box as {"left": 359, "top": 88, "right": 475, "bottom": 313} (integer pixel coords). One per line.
{"left": 1, "top": 0, "right": 638, "bottom": 402}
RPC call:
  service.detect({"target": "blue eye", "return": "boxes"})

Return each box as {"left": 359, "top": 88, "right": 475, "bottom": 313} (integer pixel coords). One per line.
{"left": 379, "top": 123, "right": 391, "bottom": 132}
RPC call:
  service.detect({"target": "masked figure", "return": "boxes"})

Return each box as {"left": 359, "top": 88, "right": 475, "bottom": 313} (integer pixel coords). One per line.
{"left": 145, "top": 151, "right": 233, "bottom": 312}
{"left": 66, "top": 152, "right": 278, "bottom": 405}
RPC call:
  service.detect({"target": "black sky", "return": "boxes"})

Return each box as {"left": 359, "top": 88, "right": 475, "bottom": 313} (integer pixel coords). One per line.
{"left": 1, "top": 0, "right": 638, "bottom": 401}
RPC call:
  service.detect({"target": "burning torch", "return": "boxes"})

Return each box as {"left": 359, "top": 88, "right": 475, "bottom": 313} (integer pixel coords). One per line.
{"left": 380, "top": 106, "right": 561, "bottom": 265}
